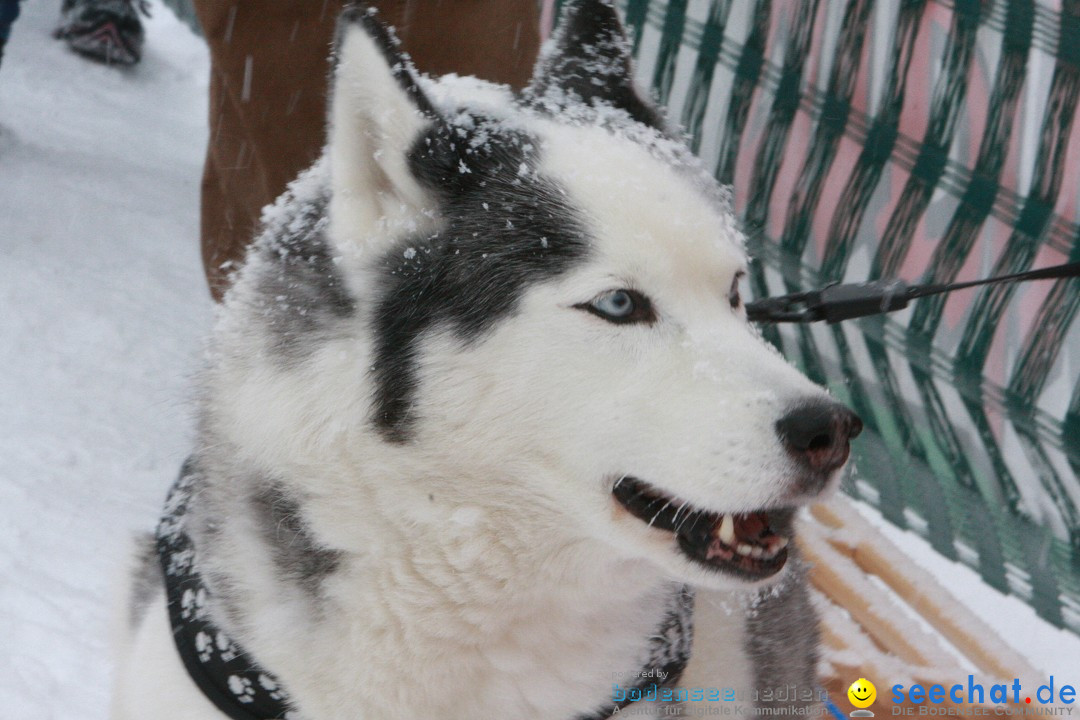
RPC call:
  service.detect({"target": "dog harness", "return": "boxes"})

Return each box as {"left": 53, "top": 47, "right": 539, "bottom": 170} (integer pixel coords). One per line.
{"left": 158, "top": 460, "right": 695, "bottom": 720}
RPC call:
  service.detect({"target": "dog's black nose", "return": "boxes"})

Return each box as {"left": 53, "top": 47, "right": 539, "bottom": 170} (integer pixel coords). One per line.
{"left": 776, "top": 400, "right": 862, "bottom": 477}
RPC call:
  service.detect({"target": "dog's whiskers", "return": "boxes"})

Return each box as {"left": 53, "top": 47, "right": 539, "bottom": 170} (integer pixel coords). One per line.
{"left": 674, "top": 502, "right": 702, "bottom": 534}
{"left": 649, "top": 499, "right": 675, "bottom": 527}
{"left": 670, "top": 499, "right": 691, "bottom": 528}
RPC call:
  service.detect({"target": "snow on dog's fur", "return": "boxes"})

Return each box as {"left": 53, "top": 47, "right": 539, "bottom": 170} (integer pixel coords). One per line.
{"left": 112, "top": 2, "right": 862, "bottom": 718}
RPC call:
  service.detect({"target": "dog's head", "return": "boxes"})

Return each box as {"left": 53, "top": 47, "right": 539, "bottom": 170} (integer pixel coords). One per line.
{"left": 251, "top": 1, "right": 862, "bottom": 590}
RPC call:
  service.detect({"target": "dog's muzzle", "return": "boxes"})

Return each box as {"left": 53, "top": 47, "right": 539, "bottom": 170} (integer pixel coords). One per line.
{"left": 612, "top": 400, "right": 861, "bottom": 580}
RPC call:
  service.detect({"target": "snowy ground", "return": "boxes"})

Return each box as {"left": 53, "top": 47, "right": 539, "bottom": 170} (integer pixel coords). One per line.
{"left": 0, "top": 1, "right": 211, "bottom": 717}
{"left": 851, "top": 501, "right": 1080, "bottom": 679}
{"left": 1, "top": 2, "right": 1077, "bottom": 718}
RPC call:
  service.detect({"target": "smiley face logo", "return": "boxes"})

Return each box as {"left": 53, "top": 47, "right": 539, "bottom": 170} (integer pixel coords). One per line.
{"left": 847, "top": 678, "right": 877, "bottom": 708}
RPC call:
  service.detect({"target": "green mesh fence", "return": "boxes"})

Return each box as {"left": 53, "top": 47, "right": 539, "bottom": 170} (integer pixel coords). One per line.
{"left": 554, "top": 0, "right": 1080, "bottom": 634}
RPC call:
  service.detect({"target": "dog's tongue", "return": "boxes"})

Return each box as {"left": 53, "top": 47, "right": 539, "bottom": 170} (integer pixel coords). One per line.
{"left": 734, "top": 512, "right": 770, "bottom": 542}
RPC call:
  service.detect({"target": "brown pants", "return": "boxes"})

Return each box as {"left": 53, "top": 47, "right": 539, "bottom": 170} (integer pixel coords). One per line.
{"left": 192, "top": 1, "right": 542, "bottom": 301}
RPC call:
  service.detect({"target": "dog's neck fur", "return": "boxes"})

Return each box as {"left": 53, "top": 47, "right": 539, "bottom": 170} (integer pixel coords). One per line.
{"left": 314, "top": 524, "right": 675, "bottom": 717}
{"left": 188, "top": 439, "right": 696, "bottom": 720}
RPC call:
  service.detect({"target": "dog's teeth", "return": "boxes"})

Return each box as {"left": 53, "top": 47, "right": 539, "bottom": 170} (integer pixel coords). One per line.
{"left": 736, "top": 543, "right": 753, "bottom": 556}
{"left": 717, "top": 514, "right": 735, "bottom": 545}
{"left": 749, "top": 547, "right": 764, "bottom": 558}
{"left": 759, "top": 536, "right": 789, "bottom": 559}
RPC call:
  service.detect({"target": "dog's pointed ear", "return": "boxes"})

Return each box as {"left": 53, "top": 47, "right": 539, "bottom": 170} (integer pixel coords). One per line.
{"left": 327, "top": 6, "right": 441, "bottom": 251}
{"left": 525, "top": 0, "right": 664, "bottom": 130}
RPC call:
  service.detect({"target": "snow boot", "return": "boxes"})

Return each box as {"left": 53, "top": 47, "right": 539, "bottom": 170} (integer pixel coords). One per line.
{"left": 55, "top": 0, "right": 147, "bottom": 66}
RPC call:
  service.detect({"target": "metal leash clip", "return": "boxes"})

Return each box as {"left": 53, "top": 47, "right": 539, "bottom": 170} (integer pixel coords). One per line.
{"left": 746, "top": 261, "right": 1080, "bottom": 325}
{"left": 746, "top": 280, "right": 910, "bottom": 324}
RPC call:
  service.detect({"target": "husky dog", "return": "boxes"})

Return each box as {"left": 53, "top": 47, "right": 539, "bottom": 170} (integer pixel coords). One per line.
{"left": 112, "top": 2, "right": 861, "bottom": 718}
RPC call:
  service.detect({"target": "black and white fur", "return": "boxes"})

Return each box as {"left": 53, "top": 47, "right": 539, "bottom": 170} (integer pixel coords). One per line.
{"left": 112, "top": 3, "right": 853, "bottom": 718}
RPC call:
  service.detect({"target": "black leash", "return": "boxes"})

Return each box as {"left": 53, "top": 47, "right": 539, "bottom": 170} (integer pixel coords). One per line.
{"left": 745, "top": 261, "right": 1080, "bottom": 324}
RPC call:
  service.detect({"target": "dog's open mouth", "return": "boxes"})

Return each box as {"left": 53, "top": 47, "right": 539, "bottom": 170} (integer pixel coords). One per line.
{"left": 612, "top": 477, "right": 794, "bottom": 580}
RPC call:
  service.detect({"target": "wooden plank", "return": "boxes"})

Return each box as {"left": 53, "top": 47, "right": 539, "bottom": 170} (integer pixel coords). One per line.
{"left": 811, "top": 498, "right": 1040, "bottom": 682}
{"left": 801, "top": 520, "right": 942, "bottom": 667}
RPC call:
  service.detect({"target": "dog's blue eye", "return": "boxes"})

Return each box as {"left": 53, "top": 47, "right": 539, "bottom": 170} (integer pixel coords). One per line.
{"left": 596, "top": 290, "right": 634, "bottom": 316}
{"left": 576, "top": 289, "right": 655, "bottom": 325}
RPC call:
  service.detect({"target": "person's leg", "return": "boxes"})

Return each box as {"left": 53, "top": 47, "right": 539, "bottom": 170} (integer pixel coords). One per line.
{"left": 0, "top": 0, "right": 22, "bottom": 68}
{"left": 194, "top": 1, "right": 344, "bottom": 300}
{"left": 192, "top": 0, "right": 542, "bottom": 301}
